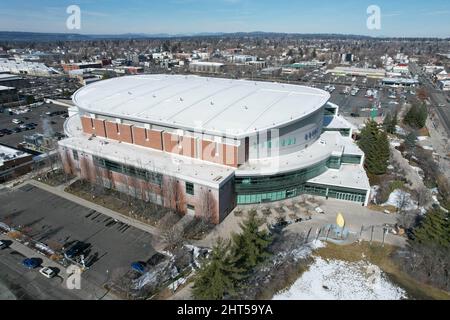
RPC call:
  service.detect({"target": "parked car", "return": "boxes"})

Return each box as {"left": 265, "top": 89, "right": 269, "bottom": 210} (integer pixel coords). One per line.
{"left": 131, "top": 261, "right": 146, "bottom": 273}
{"left": 0, "top": 240, "right": 8, "bottom": 250}
{"left": 39, "top": 267, "right": 56, "bottom": 279}
{"left": 12, "top": 127, "right": 22, "bottom": 133}
{"left": 22, "top": 258, "right": 40, "bottom": 269}
{"left": 315, "top": 207, "right": 325, "bottom": 214}
{"left": 12, "top": 119, "right": 23, "bottom": 124}
{"left": 64, "top": 241, "right": 89, "bottom": 259}
{"left": 1, "top": 129, "right": 13, "bottom": 135}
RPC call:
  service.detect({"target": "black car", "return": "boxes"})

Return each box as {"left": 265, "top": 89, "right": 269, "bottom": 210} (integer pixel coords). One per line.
{"left": 1, "top": 129, "right": 13, "bottom": 135}
{"left": 12, "top": 127, "right": 22, "bottom": 133}
{"left": 64, "top": 241, "right": 90, "bottom": 259}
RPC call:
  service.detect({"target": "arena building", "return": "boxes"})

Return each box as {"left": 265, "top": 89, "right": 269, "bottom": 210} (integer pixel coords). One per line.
{"left": 59, "top": 75, "right": 370, "bottom": 223}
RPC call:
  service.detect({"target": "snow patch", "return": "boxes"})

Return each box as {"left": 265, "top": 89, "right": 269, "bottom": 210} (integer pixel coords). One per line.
{"left": 382, "top": 189, "right": 418, "bottom": 210}
{"left": 273, "top": 257, "right": 406, "bottom": 300}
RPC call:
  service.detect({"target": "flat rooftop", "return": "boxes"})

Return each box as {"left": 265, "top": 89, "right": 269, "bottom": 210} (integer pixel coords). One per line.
{"left": 308, "top": 164, "right": 370, "bottom": 191}
{"left": 72, "top": 75, "right": 330, "bottom": 138}
{"left": 0, "top": 145, "right": 31, "bottom": 166}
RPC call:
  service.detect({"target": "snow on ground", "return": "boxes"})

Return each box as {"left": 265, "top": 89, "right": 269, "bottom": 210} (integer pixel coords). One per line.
{"left": 273, "top": 257, "right": 406, "bottom": 300}
{"left": 382, "top": 189, "right": 418, "bottom": 210}
{"left": 290, "top": 240, "right": 325, "bottom": 262}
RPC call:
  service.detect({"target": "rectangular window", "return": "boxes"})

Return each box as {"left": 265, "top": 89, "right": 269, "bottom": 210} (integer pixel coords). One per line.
{"left": 187, "top": 204, "right": 195, "bottom": 211}
{"left": 72, "top": 150, "right": 79, "bottom": 161}
{"left": 186, "top": 182, "right": 194, "bottom": 195}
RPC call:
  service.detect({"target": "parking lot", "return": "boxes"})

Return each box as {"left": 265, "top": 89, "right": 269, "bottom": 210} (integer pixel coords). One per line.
{"left": 0, "top": 102, "right": 67, "bottom": 148}
{"left": 0, "top": 184, "right": 157, "bottom": 289}
{"left": 300, "top": 71, "right": 414, "bottom": 118}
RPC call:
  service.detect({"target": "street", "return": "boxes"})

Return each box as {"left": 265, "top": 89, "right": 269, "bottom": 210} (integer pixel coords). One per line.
{"left": 410, "top": 62, "right": 450, "bottom": 137}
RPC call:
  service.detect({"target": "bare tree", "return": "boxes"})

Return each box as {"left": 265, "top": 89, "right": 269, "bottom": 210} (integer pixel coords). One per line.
{"left": 396, "top": 190, "right": 410, "bottom": 214}
{"left": 161, "top": 224, "right": 184, "bottom": 251}
{"left": 415, "top": 186, "right": 431, "bottom": 208}
{"left": 198, "top": 188, "right": 217, "bottom": 224}
{"left": 162, "top": 176, "right": 185, "bottom": 214}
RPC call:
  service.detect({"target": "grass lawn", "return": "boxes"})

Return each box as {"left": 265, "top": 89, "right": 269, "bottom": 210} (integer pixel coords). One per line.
{"left": 315, "top": 241, "right": 450, "bottom": 300}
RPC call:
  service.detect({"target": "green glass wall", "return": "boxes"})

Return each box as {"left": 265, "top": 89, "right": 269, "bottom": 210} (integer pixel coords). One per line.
{"left": 236, "top": 155, "right": 368, "bottom": 205}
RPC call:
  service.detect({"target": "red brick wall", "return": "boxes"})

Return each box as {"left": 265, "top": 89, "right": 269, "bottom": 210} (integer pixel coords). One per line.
{"left": 180, "top": 136, "right": 196, "bottom": 158}
{"left": 81, "top": 116, "right": 94, "bottom": 134}
{"left": 92, "top": 119, "right": 106, "bottom": 137}
{"left": 60, "top": 149, "right": 230, "bottom": 224}
{"left": 147, "top": 130, "right": 163, "bottom": 150}
{"left": 79, "top": 116, "right": 238, "bottom": 167}
{"left": 105, "top": 121, "right": 120, "bottom": 140}
{"left": 118, "top": 124, "right": 133, "bottom": 144}
{"left": 224, "top": 145, "right": 238, "bottom": 168}
{"left": 163, "top": 132, "right": 181, "bottom": 155}
{"left": 200, "top": 140, "right": 238, "bottom": 167}
{"left": 201, "top": 140, "right": 217, "bottom": 163}
{"left": 133, "top": 127, "right": 164, "bottom": 150}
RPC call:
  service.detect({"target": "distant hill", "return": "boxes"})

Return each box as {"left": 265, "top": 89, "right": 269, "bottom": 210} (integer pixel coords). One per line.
{"left": 0, "top": 31, "right": 447, "bottom": 42}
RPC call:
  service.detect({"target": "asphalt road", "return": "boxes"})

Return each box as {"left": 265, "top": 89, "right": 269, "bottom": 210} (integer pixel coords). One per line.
{"left": 409, "top": 62, "right": 450, "bottom": 137}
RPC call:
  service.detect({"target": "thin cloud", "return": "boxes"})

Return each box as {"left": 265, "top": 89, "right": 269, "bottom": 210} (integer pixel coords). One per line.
{"left": 382, "top": 12, "right": 402, "bottom": 18}
{"left": 424, "top": 10, "right": 450, "bottom": 15}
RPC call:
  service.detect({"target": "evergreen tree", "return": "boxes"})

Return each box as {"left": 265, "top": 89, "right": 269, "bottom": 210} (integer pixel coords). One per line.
{"left": 383, "top": 113, "right": 392, "bottom": 132}
{"left": 405, "top": 131, "right": 417, "bottom": 149}
{"left": 358, "top": 120, "right": 389, "bottom": 175}
{"left": 404, "top": 103, "right": 427, "bottom": 129}
{"left": 192, "top": 239, "right": 245, "bottom": 300}
{"left": 409, "top": 208, "right": 450, "bottom": 250}
{"left": 384, "top": 112, "right": 398, "bottom": 134}
{"left": 231, "top": 210, "right": 273, "bottom": 270}
{"left": 389, "top": 112, "right": 398, "bottom": 134}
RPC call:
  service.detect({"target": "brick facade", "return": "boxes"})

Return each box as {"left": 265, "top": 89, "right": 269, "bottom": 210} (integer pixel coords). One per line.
{"left": 80, "top": 115, "right": 239, "bottom": 168}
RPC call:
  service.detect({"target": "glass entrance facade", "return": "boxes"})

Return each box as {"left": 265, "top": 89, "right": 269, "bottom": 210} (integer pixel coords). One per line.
{"left": 236, "top": 155, "right": 368, "bottom": 205}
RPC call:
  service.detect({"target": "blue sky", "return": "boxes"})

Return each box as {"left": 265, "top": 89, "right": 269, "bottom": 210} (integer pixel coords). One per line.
{"left": 0, "top": 0, "right": 449, "bottom": 37}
